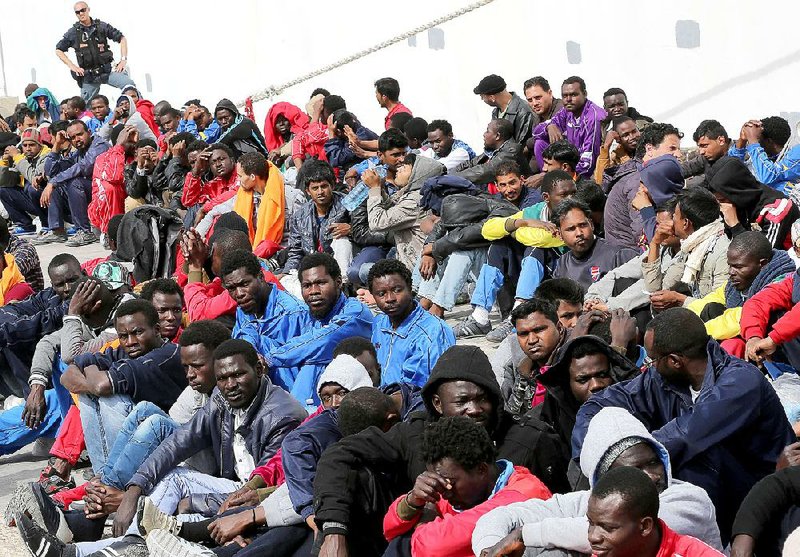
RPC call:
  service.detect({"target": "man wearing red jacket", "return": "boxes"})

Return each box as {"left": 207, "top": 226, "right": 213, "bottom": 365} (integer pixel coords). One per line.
{"left": 120, "top": 85, "right": 159, "bottom": 137}
{"left": 181, "top": 143, "right": 238, "bottom": 227}
{"left": 740, "top": 268, "right": 800, "bottom": 370}
{"left": 87, "top": 125, "right": 136, "bottom": 234}
{"left": 383, "top": 416, "right": 551, "bottom": 557}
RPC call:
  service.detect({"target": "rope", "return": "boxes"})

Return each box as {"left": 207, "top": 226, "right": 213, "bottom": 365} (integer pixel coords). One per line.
{"left": 236, "top": 0, "right": 497, "bottom": 108}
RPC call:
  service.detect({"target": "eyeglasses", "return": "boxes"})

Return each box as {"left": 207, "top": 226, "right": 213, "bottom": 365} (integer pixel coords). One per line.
{"left": 75, "top": 7, "right": 88, "bottom": 14}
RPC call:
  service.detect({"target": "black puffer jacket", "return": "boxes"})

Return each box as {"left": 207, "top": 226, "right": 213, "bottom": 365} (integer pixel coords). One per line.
{"left": 425, "top": 193, "right": 519, "bottom": 262}
{"left": 128, "top": 377, "right": 307, "bottom": 494}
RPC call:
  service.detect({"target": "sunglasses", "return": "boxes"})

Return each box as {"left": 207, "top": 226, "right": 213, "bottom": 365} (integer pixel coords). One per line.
{"left": 75, "top": 7, "right": 88, "bottom": 14}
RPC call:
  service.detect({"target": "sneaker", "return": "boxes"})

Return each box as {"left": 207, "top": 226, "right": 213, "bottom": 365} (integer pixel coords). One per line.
{"left": 31, "top": 231, "right": 68, "bottom": 245}
{"left": 13, "top": 225, "right": 37, "bottom": 235}
{"left": 21, "top": 482, "right": 72, "bottom": 542}
{"left": 147, "top": 529, "right": 216, "bottom": 557}
{"left": 15, "top": 512, "right": 77, "bottom": 557}
{"left": 138, "top": 496, "right": 181, "bottom": 537}
{"left": 38, "top": 464, "right": 76, "bottom": 496}
{"left": 486, "top": 319, "right": 516, "bottom": 343}
{"left": 86, "top": 535, "right": 149, "bottom": 557}
{"left": 4, "top": 483, "right": 30, "bottom": 527}
{"left": 452, "top": 314, "right": 492, "bottom": 339}
{"left": 65, "top": 230, "right": 98, "bottom": 247}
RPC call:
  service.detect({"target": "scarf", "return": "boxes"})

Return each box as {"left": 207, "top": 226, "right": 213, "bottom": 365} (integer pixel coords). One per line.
{"left": 0, "top": 253, "right": 26, "bottom": 306}
{"left": 680, "top": 219, "right": 725, "bottom": 285}
{"left": 725, "top": 249, "right": 796, "bottom": 307}
{"left": 232, "top": 161, "right": 284, "bottom": 246}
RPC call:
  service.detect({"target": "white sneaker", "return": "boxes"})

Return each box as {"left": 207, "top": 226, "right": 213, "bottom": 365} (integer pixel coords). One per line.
{"left": 146, "top": 529, "right": 216, "bottom": 557}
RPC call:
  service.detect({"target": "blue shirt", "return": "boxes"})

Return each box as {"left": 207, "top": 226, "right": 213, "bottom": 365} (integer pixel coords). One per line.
{"left": 267, "top": 293, "right": 374, "bottom": 409}
{"left": 373, "top": 302, "right": 456, "bottom": 387}
{"left": 728, "top": 143, "right": 800, "bottom": 197}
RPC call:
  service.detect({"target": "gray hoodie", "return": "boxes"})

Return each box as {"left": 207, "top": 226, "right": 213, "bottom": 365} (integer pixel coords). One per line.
{"left": 97, "top": 94, "right": 157, "bottom": 143}
{"left": 471, "top": 407, "right": 723, "bottom": 555}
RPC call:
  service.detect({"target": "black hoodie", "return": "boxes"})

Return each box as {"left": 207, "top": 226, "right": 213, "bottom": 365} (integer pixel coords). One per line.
{"left": 705, "top": 156, "right": 799, "bottom": 248}
{"left": 313, "top": 347, "right": 569, "bottom": 533}
{"left": 214, "top": 98, "right": 268, "bottom": 158}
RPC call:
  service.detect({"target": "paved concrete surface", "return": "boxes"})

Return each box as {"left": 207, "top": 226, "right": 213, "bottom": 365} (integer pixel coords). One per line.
{"left": 0, "top": 238, "right": 500, "bottom": 551}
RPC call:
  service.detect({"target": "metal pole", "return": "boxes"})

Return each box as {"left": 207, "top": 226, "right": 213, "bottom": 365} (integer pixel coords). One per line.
{"left": 0, "top": 28, "right": 7, "bottom": 96}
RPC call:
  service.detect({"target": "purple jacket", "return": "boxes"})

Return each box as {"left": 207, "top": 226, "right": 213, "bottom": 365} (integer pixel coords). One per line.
{"left": 533, "top": 99, "right": 607, "bottom": 178}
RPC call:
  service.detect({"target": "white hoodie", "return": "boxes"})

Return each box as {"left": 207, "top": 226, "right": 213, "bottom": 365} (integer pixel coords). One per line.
{"left": 96, "top": 94, "right": 157, "bottom": 143}
{"left": 471, "top": 407, "right": 723, "bottom": 555}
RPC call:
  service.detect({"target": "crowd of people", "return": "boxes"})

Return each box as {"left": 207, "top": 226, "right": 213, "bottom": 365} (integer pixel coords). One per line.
{"left": 2, "top": 2, "right": 800, "bottom": 557}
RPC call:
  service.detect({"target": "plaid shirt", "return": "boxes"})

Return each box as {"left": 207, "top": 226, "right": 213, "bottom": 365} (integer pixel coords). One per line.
{"left": 7, "top": 235, "right": 44, "bottom": 292}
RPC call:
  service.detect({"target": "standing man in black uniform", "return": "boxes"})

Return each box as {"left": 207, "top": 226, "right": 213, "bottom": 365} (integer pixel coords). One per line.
{"left": 55, "top": 2, "right": 136, "bottom": 103}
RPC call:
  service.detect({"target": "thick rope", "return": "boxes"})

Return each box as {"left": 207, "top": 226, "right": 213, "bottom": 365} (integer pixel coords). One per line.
{"left": 236, "top": 0, "right": 497, "bottom": 108}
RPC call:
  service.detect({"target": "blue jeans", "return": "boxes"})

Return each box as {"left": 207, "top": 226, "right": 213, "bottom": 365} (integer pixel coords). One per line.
{"left": 0, "top": 185, "right": 47, "bottom": 229}
{"left": 96, "top": 401, "right": 178, "bottom": 490}
{"left": 418, "top": 249, "right": 487, "bottom": 311}
{"left": 79, "top": 393, "right": 134, "bottom": 471}
{"left": 60, "top": 179, "right": 93, "bottom": 232}
{"left": 347, "top": 246, "right": 390, "bottom": 285}
{"left": 149, "top": 467, "right": 241, "bottom": 515}
{"left": 80, "top": 71, "right": 136, "bottom": 103}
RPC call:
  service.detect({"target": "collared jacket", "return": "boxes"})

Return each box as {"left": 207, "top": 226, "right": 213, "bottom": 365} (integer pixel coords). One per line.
{"left": 492, "top": 93, "right": 534, "bottom": 145}
{"left": 128, "top": 376, "right": 307, "bottom": 494}
{"left": 533, "top": 100, "right": 607, "bottom": 178}
{"left": 372, "top": 302, "right": 455, "bottom": 388}
{"left": 284, "top": 194, "right": 349, "bottom": 272}
{"left": 266, "top": 294, "right": 374, "bottom": 407}
{"left": 232, "top": 284, "right": 307, "bottom": 358}
{"left": 572, "top": 340, "right": 795, "bottom": 537}
{"left": 451, "top": 139, "right": 531, "bottom": 186}
{"left": 45, "top": 135, "right": 110, "bottom": 192}
{"left": 0, "top": 287, "right": 66, "bottom": 350}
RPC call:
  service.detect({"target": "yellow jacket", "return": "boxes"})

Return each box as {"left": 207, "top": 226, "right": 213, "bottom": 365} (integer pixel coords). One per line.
{"left": 686, "top": 283, "right": 742, "bottom": 340}
{"left": 481, "top": 211, "right": 565, "bottom": 248}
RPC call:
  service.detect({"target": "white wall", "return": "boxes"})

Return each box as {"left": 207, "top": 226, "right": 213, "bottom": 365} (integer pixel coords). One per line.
{"left": 3, "top": 0, "right": 800, "bottom": 148}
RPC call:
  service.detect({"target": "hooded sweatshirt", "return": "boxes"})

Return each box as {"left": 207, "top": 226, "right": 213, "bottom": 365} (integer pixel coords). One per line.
{"left": 120, "top": 86, "right": 158, "bottom": 136}
{"left": 706, "top": 156, "right": 799, "bottom": 249}
{"left": 97, "top": 94, "right": 158, "bottom": 143}
{"left": 367, "top": 156, "right": 446, "bottom": 270}
{"left": 471, "top": 407, "right": 723, "bottom": 555}
{"left": 215, "top": 98, "right": 268, "bottom": 158}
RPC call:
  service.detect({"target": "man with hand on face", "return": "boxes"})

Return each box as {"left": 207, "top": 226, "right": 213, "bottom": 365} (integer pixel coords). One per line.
{"left": 729, "top": 115, "right": 800, "bottom": 197}
{"left": 594, "top": 116, "right": 642, "bottom": 186}
{"left": 37, "top": 120, "right": 109, "bottom": 246}
{"left": 0, "top": 127, "right": 51, "bottom": 234}
{"left": 473, "top": 407, "right": 723, "bottom": 556}
{"left": 124, "top": 135, "right": 163, "bottom": 209}
{"left": 182, "top": 143, "right": 239, "bottom": 227}
{"left": 87, "top": 124, "right": 138, "bottom": 237}
{"left": 313, "top": 345, "right": 570, "bottom": 557}
{"left": 452, "top": 118, "right": 531, "bottom": 186}
{"left": 532, "top": 76, "right": 607, "bottom": 179}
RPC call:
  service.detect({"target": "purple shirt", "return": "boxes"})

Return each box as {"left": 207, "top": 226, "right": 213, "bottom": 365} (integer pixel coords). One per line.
{"left": 533, "top": 99, "right": 607, "bottom": 178}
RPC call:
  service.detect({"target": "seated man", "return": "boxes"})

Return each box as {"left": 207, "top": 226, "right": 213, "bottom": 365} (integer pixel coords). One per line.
{"left": 313, "top": 345, "right": 569, "bottom": 557}
{"left": 572, "top": 308, "right": 795, "bottom": 542}
{"left": 265, "top": 253, "right": 373, "bottom": 407}
{"left": 140, "top": 278, "right": 184, "bottom": 342}
{"left": 96, "top": 93, "right": 157, "bottom": 144}
{"left": 384, "top": 416, "right": 552, "bottom": 557}
{"left": 367, "top": 259, "right": 454, "bottom": 388}
{"left": 7, "top": 228, "right": 45, "bottom": 292}
{"left": 425, "top": 119, "right": 476, "bottom": 170}
{"left": 593, "top": 115, "right": 641, "bottom": 187}
{"left": 151, "top": 131, "right": 195, "bottom": 207}
{"left": 0, "top": 126, "right": 50, "bottom": 234}
{"left": 729, "top": 115, "right": 800, "bottom": 197}
{"left": 123, "top": 137, "right": 162, "bottom": 210}
{"left": 643, "top": 187, "right": 730, "bottom": 309}
{"left": 324, "top": 109, "right": 379, "bottom": 174}
{"left": 86, "top": 94, "right": 112, "bottom": 135}
{"left": 86, "top": 125, "right": 137, "bottom": 237}
{"left": 552, "top": 198, "right": 640, "bottom": 290}
{"left": 282, "top": 159, "right": 350, "bottom": 281}
{"left": 601, "top": 87, "right": 653, "bottom": 136}
{"left": 451, "top": 118, "right": 531, "bottom": 186}
{"left": 181, "top": 143, "right": 238, "bottom": 227}
{"left": 455, "top": 169, "right": 575, "bottom": 341}
{"left": 684, "top": 119, "right": 730, "bottom": 182}
{"left": 60, "top": 299, "right": 187, "bottom": 482}
{"left": 685, "top": 231, "right": 794, "bottom": 348}
{"left": 290, "top": 94, "right": 338, "bottom": 168}
{"left": 178, "top": 103, "right": 220, "bottom": 143}
{"left": 473, "top": 407, "right": 722, "bottom": 556}
{"left": 531, "top": 76, "right": 607, "bottom": 179}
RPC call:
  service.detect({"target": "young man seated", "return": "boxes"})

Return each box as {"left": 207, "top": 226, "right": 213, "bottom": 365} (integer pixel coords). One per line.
{"left": 728, "top": 115, "right": 800, "bottom": 196}
{"left": 572, "top": 308, "right": 795, "bottom": 542}
{"left": 0, "top": 126, "right": 50, "bottom": 234}
{"left": 455, "top": 169, "right": 576, "bottom": 341}
{"left": 181, "top": 143, "right": 238, "bottom": 227}
{"left": 593, "top": 115, "right": 641, "bottom": 185}
{"left": 552, "top": 198, "right": 640, "bottom": 290}
{"left": 473, "top": 407, "right": 722, "bottom": 556}
{"left": 140, "top": 278, "right": 185, "bottom": 342}
{"left": 384, "top": 416, "right": 552, "bottom": 557}
{"left": 367, "top": 259, "right": 454, "bottom": 388}
{"left": 451, "top": 118, "right": 531, "bottom": 186}
{"left": 425, "top": 119, "right": 476, "bottom": 170}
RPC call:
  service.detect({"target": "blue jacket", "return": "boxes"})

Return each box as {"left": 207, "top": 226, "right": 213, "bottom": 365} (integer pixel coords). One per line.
{"left": 282, "top": 409, "right": 341, "bottom": 519}
{"left": 729, "top": 143, "right": 800, "bottom": 195}
{"left": 178, "top": 118, "right": 221, "bottom": 143}
{"left": 45, "top": 135, "right": 110, "bottom": 191}
{"left": 232, "top": 285, "right": 307, "bottom": 358}
{"left": 324, "top": 126, "right": 379, "bottom": 171}
{"left": 0, "top": 287, "right": 66, "bottom": 349}
{"left": 373, "top": 302, "right": 456, "bottom": 387}
{"left": 267, "top": 294, "right": 373, "bottom": 408}
{"left": 87, "top": 114, "right": 112, "bottom": 135}
{"left": 572, "top": 340, "right": 794, "bottom": 534}
{"left": 73, "top": 341, "right": 186, "bottom": 411}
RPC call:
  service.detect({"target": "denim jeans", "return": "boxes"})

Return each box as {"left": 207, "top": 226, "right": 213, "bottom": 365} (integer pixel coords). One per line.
{"left": 417, "top": 249, "right": 487, "bottom": 311}
{"left": 80, "top": 71, "right": 136, "bottom": 103}
{"left": 516, "top": 254, "right": 546, "bottom": 300}
{"left": 0, "top": 185, "right": 48, "bottom": 229}
{"left": 97, "top": 401, "right": 178, "bottom": 490}
{"left": 149, "top": 467, "right": 241, "bottom": 515}
{"left": 60, "top": 179, "right": 93, "bottom": 232}
{"left": 78, "top": 393, "right": 134, "bottom": 471}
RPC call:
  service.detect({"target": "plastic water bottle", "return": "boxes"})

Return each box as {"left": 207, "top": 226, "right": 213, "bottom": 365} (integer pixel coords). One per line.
{"left": 342, "top": 181, "right": 370, "bottom": 212}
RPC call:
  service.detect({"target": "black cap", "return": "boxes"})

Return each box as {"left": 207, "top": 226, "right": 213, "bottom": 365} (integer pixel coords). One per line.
{"left": 473, "top": 74, "right": 507, "bottom": 95}
{"left": 421, "top": 345, "right": 501, "bottom": 415}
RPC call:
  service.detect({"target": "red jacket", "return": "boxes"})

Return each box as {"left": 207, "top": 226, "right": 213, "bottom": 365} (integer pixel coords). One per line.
{"left": 135, "top": 99, "right": 159, "bottom": 137}
{"left": 594, "top": 520, "right": 722, "bottom": 557}
{"left": 181, "top": 170, "right": 238, "bottom": 208}
{"left": 383, "top": 466, "right": 551, "bottom": 557}
{"left": 183, "top": 269, "right": 284, "bottom": 322}
{"left": 740, "top": 273, "right": 800, "bottom": 345}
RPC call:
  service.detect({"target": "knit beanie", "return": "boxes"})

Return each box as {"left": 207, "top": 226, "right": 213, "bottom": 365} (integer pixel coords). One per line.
{"left": 421, "top": 345, "right": 501, "bottom": 415}
{"left": 317, "top": 354, "right": 373, "bottom": 396}
{"left": 596, "top": 436, "right": 648, "bottom": 479}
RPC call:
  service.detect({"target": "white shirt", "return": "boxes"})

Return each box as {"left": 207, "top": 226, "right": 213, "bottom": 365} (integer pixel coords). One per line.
{"left": 690, "top": 386, "right": 702, "bottom": 403}
{"left": 232, "top": 406, "right": 257, "bottom": 482}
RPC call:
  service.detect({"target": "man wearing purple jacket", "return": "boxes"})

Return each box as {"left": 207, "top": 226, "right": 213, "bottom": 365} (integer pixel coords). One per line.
{"left": 532, "top": 76, "right": 607, "bottom": 179}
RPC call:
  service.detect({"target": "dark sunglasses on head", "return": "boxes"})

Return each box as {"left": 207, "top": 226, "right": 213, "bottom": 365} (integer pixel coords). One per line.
{"left": 75, "top": 7, "right": 88, "bottom": 14}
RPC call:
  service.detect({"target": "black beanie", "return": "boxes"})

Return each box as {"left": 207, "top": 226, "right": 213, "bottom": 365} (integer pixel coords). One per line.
{"left": 421, "top": 345, "right": 501, "bottom": 415}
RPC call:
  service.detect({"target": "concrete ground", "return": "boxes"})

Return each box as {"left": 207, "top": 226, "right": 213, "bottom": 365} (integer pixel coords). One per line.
{"left": 0, "top": 238, "right": 498, "bottom": 552}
